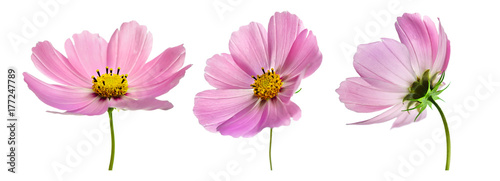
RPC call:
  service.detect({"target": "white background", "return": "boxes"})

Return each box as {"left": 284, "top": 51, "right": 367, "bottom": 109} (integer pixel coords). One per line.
{"left": 1, "top": 0, "right": 500, "bottom": 180}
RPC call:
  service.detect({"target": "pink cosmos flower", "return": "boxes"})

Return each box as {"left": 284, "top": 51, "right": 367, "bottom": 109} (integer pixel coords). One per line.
{"left": 24, "top": 21, "right": 191, "bottom": 170}
{"left": 193, "top": 12, "right": 322, "bottom": 170}
{"left": 336, "top": 13, "right": 451, "bottom": 170}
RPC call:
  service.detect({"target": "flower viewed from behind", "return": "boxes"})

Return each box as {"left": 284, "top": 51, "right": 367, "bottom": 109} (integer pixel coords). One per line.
{"left": 24, "top": 21, "right": 191, "bottom": 170}
{"left": 336, "top": 13, "right": 452, "bottom": 170}
{"left": 193, "top": 12, "right": 322, "bottom": 170}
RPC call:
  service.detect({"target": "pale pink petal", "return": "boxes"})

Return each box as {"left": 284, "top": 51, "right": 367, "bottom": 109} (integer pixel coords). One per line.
{"left": 344, "top": 104, "right": 392, "bottom": 113}
{"left": 263, "top": 98, "right": 301, "bottom": 128}
{"left": 431, "top": 19, "right": 451, "bottom": 73}
{"left": 60, "top": 97, "right": 109, "bottom": 116}
{"left": 64, "top": 31, "right": 107, "bottom": 78}
{"left": 235, "top": 99, "right": 301, "bottom": 137}
{"left": 353, "top": 38, "right": 415, "bottom": 87}
{"left": 391, "top": 109, "right": 427, "bottom": 128}
{"left": 126, "top": 65, "right": 191, "bottom": 99}
{"left": 31, "top": 41, "right": 90, "bottom": 87}
{"left": 280, "top": 30, "right": 322, "bottom": 79}
{"left": 242, "top": 94, "right": 302, "bottom": 137}
{"left": 204, "top": 53, "right": 254, "bottom": 89}
{"left": 277, "top": 72, "right": 303, "bottom": 103}
{"left": 194, "top": 89, "right": 257, "bottom": 132}
{"left": 396, "top": 13, "right": 434, "bottom": 75}
{"left": 442, "top": 39, "right": 451, "bottom": 72}
{"left": 268, "top": 11, "right": 305, "bottom": 69}
{"left": 229, "top": 22, "right": 269, "bottom": 76}
{"left": 284, "top": 100, "right": 301, "bottom": 121}
{"left": 336, "top": 77, "right": 407, "bottom": 113}
{"left": 217, "top": 102, "right": 266, "bottom": 138}
{"left": 47, "top": 97, "right": 109, "bottom": 116}
{"left": 24, "top": 72, "right": 103, "bottom": 114}
{"left": 111, "top": 97, "right": 173, "bottom": 111}
{"left": 423, "top": 16, "right": 438, "bottom": 62}
{"left": 360, "top": 77, "right": 406, "bottom": 93}
{"left": 128, "top": 44, "right": 186, "bottom": 87}
{"left": 107, "top": 21, "right": 153, "bottom": 78}
{"left": 348, "top": 104, "right": 404, "bottom": 125}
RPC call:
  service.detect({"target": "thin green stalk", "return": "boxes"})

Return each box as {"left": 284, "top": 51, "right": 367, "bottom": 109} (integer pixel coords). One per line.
{"left": 429, "top": 97, "right": 450, "bottom": 170}
{"left": 269, "top": 128, "right": 273, "bottom": 171}
{"left": 108, "top": 108, "right": 115, "bottom": 171}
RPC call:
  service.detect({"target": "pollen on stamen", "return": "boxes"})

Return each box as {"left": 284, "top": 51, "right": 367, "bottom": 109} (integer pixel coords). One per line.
{"left": 91, "top": 67, "right": 128, "bottom": 98}
{"left": 251, "top": 68, "right": 283, "bottom": 100}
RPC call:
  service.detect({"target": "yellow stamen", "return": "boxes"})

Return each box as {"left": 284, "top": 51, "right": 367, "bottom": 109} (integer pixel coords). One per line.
{"left": 92, "top": 67, "right": 128, "bottom": 98}
{"left": 251, "top": 68, "right": 282, "bottom": 100}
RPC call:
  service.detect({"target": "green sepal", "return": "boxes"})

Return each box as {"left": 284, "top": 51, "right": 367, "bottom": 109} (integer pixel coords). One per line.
{"left": 402, "top": 70, "right": 448, "bottom": 121}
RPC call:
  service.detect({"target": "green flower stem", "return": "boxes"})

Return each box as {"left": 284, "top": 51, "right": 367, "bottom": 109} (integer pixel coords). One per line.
{"left": 269, "top": 128, "right": 273, "bottom": 171}
{"left": 429, "top": 97, "right": 450, "bottom": 170}
{"left": 108, "top": 108, "right": 115, "bottom": 171}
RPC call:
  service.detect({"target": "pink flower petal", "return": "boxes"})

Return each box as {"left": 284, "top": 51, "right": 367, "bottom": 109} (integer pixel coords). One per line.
{"left": 107, "top": 21, "right": 153, "bottom": 77}
{"left": 31, "top": 41, "right": 90, "bottom": 87}
{"left": 229, "top": 22, "right": 269, "bottom": 76}
{"left": 24, "top": 72, "right": 102, "bottom": 114}
{"left": 217, "top": 101, "right": 266, "bottom": 138}
{"left": 128, "top": 44, "right": 186, "bottom": 87}
{"left": 284, "top": 100, "right": 301, "bottom": 121}
{"left": 423, "top": 16, "right": 438, "bottom": 62}
{"left": 236, "top": 94, "right": 302, "bottom": 137}
{"left": 348, "top": 104, "right": 404, "bottom": 125}
{"left": 204, "top": 53, "right": 254, "bottom": 89}
{"left": 268, "top": 11, "right": 305, "bottom": 69}
{"left": 431, "top": 19, "right": 451, "bottom": 73}
{"left": 391, "top": 109, "right": 427, "bottom": 128}
{"left": 442, "top": 38, "right": 451, "bottom": 73}
{"left": 55, "top": 97, "right": 109, "bottom": 116}
{"left": 280, "top": 30, "right": 322, "bottom": 79}
{"left": 396, "top": 13, "right": 434, "bottom": 75}
{"left": 126, "top": 65, "right": 191, "bottom": 99}
{"left": 353, "top": 38, "right": 415, "bottom": 87}
{"left": 344, "top": 104, "right": 392, "bottom": 113}
{"left": 228, "top": 99, "right": 300, "bottom": 138}
{"left": 263, "top": 98, "right": 301, "bottom": 128}
{"left": 46, "top": 98, "right": 109, "bottom": 116}
{"left": 360, "top": 76, "right": 406, "bottom": 93}
{"left": 111, "top": 97, "right": 173, "bottom": 111}
{"left": 64, "top": 31, "right": 108, "bottom": 78}
{"left": 194, "top": 89, "right": 257, "bottom": 133}
{"left": 278, "top": 72, "right": 303, "bottom": 103}
{"left": 337, "top": 77, "right": 407, "bottom": 113}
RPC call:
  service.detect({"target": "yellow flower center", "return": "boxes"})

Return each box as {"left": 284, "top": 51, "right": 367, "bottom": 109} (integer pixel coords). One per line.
{"left": 251, "top": 68, "right": 282, "bottom": 100}
{"left": 91, "top": 67, "right": 128, "bottom": 98}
